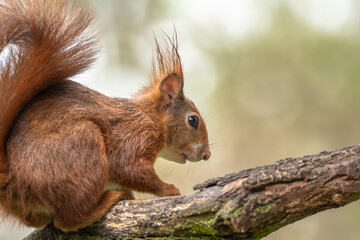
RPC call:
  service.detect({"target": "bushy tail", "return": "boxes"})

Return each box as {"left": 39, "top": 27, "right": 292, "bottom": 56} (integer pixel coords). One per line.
{"left": 0, "top": 0, "right": 99, "bottom": 186}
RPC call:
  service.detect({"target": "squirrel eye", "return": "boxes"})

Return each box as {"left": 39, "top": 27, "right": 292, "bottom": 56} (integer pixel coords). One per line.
{"left": 188, "top": 116, "right": 199, "bottom": 129}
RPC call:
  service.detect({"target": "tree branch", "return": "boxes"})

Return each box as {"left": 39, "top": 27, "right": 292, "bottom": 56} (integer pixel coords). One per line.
{"left": 25, "top": 144, "right": 360, "bottom": 239}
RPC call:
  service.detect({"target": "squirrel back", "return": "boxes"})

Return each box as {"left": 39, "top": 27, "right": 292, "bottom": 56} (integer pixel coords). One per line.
{"left": 0, "top": 0, "right": 98, "bottom": 186}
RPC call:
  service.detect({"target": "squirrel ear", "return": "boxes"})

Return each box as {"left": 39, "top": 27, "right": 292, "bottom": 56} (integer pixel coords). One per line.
{"left": 160, "top": 73, "right": 183, "bottom": 100}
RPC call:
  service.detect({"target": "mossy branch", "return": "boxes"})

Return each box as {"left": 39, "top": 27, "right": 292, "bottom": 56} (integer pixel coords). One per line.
{"left": 25, "top": 145, "right": 360, "bottom": 239}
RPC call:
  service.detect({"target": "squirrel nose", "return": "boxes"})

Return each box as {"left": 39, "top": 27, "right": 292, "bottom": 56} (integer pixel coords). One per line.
{"left": 202, "top": 151, "right": 211, "bottom": 160}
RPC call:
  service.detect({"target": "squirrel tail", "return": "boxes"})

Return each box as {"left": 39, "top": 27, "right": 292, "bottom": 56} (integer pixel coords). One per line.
{"left": 0, "top": 0, "right": 99, "bottom": 186}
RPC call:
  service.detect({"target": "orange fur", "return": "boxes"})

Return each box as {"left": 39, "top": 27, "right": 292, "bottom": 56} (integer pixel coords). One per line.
{"left": 0, "top": 0, "right": 210, "bottom": 231}
{"left": 0, "top": 0, "right": 98, "bottom": 187}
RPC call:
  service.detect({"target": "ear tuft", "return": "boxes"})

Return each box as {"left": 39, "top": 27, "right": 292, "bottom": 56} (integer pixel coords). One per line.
{"left": 160, "top": 73, "right": 183, "bottom": 100}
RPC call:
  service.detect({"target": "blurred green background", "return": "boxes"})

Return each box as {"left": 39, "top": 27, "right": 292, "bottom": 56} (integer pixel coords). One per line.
{"left": 2, "top": 0, "right": 360, "bottom": 239}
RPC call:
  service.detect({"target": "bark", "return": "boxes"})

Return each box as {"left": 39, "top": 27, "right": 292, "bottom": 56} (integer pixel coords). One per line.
{"left": 25, "top": 144, "right": 360, "bottom": 239}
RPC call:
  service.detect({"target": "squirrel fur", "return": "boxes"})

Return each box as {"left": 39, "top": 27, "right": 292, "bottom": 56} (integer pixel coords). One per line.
{"left": 0, "top": 0, "right": 210, "bottom": 231}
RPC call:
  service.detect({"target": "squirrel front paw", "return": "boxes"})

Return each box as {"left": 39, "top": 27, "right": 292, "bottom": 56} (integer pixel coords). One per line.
{"left": 157, "top": 183, "right": 181, "bottom": 196}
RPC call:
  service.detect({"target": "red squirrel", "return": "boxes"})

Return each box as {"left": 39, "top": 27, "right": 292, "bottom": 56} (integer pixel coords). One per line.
{"left": 0, "top": 0, "right": 210, "bottom": 231}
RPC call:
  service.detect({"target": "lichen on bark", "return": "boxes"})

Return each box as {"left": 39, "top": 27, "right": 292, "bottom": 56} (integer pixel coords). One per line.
{"left": 25, "top": 144, "right": 360, "bottom": 240}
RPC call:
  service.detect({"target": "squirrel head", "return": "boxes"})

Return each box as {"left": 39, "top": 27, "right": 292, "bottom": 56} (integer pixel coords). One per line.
{"left": 136, "top": 32, "right": 211, "bottom": 164}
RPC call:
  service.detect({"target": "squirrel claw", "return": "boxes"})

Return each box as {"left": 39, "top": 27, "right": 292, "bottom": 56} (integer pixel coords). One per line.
{"left": 157, "top": 184, "right": 181, "bottom": 196}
